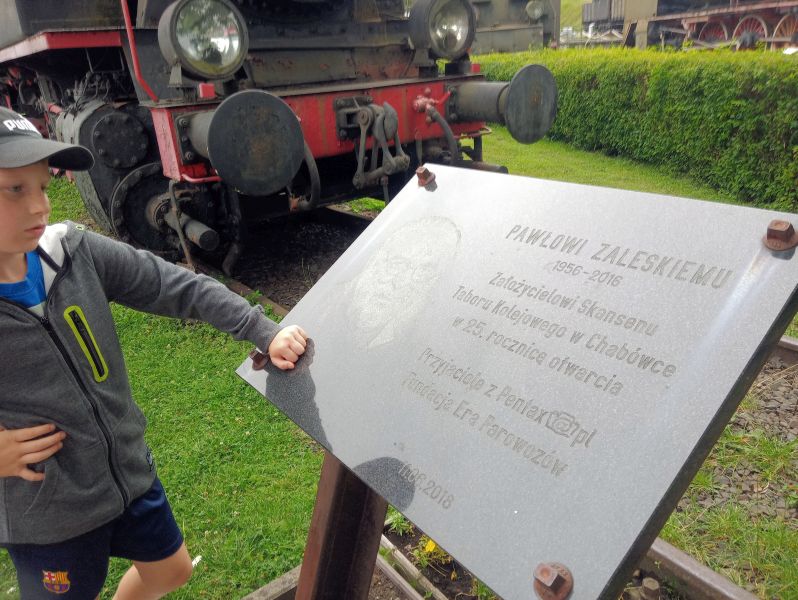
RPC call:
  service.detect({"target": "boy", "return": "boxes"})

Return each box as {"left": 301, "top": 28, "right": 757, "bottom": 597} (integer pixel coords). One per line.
{"left": 0, "top": 106, "right": 307, "bottom": 599}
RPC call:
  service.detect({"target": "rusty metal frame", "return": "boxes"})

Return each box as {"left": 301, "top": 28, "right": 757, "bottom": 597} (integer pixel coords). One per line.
{"left": 295, "top": 452, "right": 388, "bottom": 600}
{"left": 641, "top": 538, "right": 759, "bottom": 600}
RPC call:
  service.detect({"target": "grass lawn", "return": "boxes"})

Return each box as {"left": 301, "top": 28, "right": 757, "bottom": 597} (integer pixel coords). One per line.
{"left": 0, "top": 135, "right": 794, "bottom": 598}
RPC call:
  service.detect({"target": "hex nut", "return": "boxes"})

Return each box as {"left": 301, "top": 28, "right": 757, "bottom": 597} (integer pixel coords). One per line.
{"left": 533, "top": 562, "right": 573, "bottom": 600}
{"left": 764, "top": 219, "right": 798, "bottom": 251}
{"left": 416, "top": 166, "right": 435, "bottom": 187}
{"left": 534, "top": 564, "right": 564, "bottom": 589}
{"left": 767, "top": 220, "right": 794, "bottom": 241}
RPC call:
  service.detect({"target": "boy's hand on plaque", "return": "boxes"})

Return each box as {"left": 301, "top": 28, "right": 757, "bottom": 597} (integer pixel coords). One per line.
{"left": 267, "top": 325, "right": 308, "bottom": 370}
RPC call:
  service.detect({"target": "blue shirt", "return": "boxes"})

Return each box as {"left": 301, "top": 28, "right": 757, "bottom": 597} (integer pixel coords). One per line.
{"left": 0, "top": 251, "right": 47, "bottom": 316}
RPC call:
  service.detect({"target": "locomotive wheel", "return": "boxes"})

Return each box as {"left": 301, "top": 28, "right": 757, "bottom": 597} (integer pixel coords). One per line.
{"left": 109, "top": 162, "right": 178, "bottom": 257}
{"left": 698, "top": 21, "right": 729, "bottom": 43}
{"left": 732, "top": 15, "right": 768, "bottom": 48}
{"left": 772, "top": 14, "right": 798, "bottom": 49}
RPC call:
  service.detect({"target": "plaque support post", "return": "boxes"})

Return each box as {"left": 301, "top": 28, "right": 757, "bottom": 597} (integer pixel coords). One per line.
{"left": 295, "top": 452, "right": 388, "bottom": 599}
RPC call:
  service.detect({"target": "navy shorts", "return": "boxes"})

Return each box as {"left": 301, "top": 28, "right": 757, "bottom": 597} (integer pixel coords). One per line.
{"left": 4, "top": 477, "right": 183, "bottom": 599}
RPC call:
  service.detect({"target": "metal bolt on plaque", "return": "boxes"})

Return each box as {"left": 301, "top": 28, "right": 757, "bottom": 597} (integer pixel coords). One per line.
{"left": 533, "top": 562, "right": 573, "bottom": 600}
{"left": 764, "top": 219, "right": 798, "bottom": 251}
{"left": 415, "top": 166, "right": 436, "bottom": 188}
{"left": 248, "top": 349, "right": 269, "bottom": 371}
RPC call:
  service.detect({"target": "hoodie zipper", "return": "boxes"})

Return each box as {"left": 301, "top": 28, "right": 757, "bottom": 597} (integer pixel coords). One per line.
{"left": 1, "top": 245, "right": 129, "bottom": 506}
{"left": 64, "top": 306, "right": 108, "bottom": 382}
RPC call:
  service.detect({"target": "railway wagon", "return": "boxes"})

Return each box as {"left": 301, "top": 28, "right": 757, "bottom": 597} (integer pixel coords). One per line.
{"left": 582, "top": 0, "right": 798, "bottom": 49}
{"left": 465, "top": 0, "right": 560, "bottom": 53}
{"left": 0, "top": 0, "right": 557, "bottom": 272}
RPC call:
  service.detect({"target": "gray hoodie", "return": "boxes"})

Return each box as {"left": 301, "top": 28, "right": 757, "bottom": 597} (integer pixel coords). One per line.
{"left": 0, "top": 222, "right": 278, "bottom": 544}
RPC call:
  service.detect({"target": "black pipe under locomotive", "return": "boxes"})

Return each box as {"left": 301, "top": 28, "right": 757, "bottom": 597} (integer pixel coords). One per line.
{"left": 0, "top": 0, "right": 557, "bottom": 273}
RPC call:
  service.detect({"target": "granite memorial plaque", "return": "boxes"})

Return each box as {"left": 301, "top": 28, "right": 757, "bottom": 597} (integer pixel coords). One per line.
{"left": 237, "top": 165, "right": 798, "bottom": 600}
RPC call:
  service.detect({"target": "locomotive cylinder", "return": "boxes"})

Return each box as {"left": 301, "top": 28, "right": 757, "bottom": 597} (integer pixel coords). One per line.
{"left": 451, "top": 64, "right": 558, "bottom": 145}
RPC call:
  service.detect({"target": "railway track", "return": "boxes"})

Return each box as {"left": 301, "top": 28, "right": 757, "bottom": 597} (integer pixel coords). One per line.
{"left": 209, "top": 206, "right": 797, "bottom": 600}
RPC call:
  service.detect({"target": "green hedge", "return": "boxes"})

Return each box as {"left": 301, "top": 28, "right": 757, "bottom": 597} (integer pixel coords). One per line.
{"left": 476, "top": 49, "right": 798, "bottom": 210}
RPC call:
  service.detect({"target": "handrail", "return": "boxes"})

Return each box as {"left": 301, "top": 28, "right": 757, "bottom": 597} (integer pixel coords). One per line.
{"left": 119, "top": 0, "right": 159, "bottom": 102}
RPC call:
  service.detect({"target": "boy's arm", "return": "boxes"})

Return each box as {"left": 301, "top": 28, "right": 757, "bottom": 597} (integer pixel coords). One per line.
{"left": 83, "top": 229, "right": 282, "bottom": 356}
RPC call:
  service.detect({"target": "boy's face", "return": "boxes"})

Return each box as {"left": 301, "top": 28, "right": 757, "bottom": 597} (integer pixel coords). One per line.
{"left": 0, "top": 161, "right": 51, "bottom": 258}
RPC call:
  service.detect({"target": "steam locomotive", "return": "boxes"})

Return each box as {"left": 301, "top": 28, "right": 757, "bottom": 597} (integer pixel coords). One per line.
{"left": 582, "top": 0, "right": 798, "bottom": 49}
{"left": 0, "top": 0, "right": 557, "bottom": 272}
{"left": 463, "top": 0, "right": 560, "bottom": 53}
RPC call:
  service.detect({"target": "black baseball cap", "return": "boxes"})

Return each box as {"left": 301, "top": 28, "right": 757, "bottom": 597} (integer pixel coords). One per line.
{"left": 0, "top": 107, "right": 94, "bottom": 171}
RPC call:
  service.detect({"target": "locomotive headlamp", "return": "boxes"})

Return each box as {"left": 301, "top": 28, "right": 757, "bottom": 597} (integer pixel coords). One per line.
{"left": 158, "top": 0, "right": 249, "bottom": 80}
{"left": 525, "top": 1, "right": 545, "bottom": 22}
{"left": 409, "top": 0, "right": 476, "bottom": 60}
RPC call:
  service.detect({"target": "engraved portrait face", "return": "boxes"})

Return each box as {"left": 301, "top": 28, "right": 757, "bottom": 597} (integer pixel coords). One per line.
{"left": 349, "top": 216, "right": 461, "bottom": 349}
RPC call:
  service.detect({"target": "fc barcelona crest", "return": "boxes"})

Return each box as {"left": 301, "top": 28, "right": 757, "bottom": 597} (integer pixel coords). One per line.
{"left": 42, "top": 570, "right": 70, "bottom": 594}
